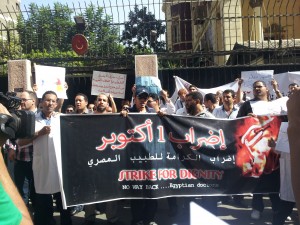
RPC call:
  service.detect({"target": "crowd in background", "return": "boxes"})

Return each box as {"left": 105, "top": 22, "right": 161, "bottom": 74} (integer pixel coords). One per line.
{"left": 1, "top": 76, "right": 299, "bottom": 225}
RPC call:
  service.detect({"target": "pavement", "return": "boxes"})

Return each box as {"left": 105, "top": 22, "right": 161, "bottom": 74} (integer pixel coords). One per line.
{"left": 53, "top": 196, "right": 300, "bottom": 225}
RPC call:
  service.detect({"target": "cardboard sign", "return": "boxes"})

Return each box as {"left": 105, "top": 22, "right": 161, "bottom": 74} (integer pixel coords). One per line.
{"left": 91, "top": 71, "right": 127, "bottom": 98}
{"left": 135, "top": 55, "right": 158, "bottom": 77}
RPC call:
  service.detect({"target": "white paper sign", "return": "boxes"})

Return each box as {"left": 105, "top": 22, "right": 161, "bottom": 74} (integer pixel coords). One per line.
{"left": 35, "top": 65, "right": 67, "bottom": 99}
{"left": 275, "top": 122, "right": 290, "bottom": 153}
{"left": 241, "top": 70, "right": 274, "bottom": 98}
{"left": 274, "top": 72, "right": 300, "bottom": 97}
{"left": 91, "top": 71, "right": 127, "bottom": 98}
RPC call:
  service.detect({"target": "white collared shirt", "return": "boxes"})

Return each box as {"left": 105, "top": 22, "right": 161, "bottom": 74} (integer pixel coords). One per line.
{"left": 213, "top": 105, "right": 239, "bottom": 119}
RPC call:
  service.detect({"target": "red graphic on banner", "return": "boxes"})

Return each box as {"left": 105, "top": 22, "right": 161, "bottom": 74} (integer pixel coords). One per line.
{"left": 235, "top": 116, "right": 281, "bottom": 177}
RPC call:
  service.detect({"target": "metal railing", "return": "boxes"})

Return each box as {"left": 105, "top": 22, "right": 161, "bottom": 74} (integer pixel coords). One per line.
{"left": 0, "top": 0, "right": 300, "bottom": 76}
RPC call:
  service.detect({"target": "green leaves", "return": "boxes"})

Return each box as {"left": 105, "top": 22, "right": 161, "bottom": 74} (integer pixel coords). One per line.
{"left": 120, "top": 5, "right": 166, "bottom": 54}
{"left": 16, "top": 2, "right": 123, "bottom": 58}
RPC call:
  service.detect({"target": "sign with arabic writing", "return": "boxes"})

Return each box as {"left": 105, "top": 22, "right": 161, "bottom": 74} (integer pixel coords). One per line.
{"left": 241, "top": 70, "right": 274, "bottom": 98}
{"left": 57, "top": 114, "right": 285, "bottom": 208}
{"left": 91, "top": 71, "right": 127, "bottom": 98}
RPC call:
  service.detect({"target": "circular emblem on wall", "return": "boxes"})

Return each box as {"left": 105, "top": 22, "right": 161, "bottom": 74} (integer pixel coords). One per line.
{"left": 72, "top": 34, "right": 88, "bottom": 55}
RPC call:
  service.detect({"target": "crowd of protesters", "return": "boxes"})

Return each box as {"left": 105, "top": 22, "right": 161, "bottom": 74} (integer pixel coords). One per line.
{"left": 1, "top": 77, "right": 300, "bottom": 225}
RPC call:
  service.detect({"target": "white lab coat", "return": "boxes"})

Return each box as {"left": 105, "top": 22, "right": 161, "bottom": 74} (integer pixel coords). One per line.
{"left": 33, "top": 112, "right": 60, "bottom": 194}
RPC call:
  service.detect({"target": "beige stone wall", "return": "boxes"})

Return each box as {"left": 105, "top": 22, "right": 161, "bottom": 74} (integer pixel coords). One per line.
{"left": 242, "top": 0, "right": 300, "bottom": 41}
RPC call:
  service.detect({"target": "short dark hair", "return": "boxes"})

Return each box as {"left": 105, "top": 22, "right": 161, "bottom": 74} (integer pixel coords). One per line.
{"left": 223, "top": 89, "right": 236, "bottom": 98}
{"left": 41, "top": 90, "right": 57, "bottom": 101}
{"left": 149, "top": 93, "right": 159, "bottom": 101}
{"left": 289, "top": 83, "right": 299, "bottom": 88}
{"left": 75, "top": 93, "right": 88, "bottom": 102}
{"left": 253, "top": 80, "right": 267, "bottom": 88}
{"left": 188, "top": 84, "right": 197, "bottom": 90}
{"left": 204, "top": 93, "right": 218, "bottom": 104}
{"left": 24, "top": 90, "right": 38, "bottom": 106}
{"left": 186, "top": 91, "right": 203, "bottom": 105}
{"left": 66, "top": 104, "right": 75, "bottom": 110}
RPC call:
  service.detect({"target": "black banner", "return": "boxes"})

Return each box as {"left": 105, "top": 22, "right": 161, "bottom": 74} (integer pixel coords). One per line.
{"left": 60, "top": 114, "right": 285, "bottom": 206}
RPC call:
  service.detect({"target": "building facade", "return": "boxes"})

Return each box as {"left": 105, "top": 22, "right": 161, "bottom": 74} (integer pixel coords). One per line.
{"left": 162, "top": 0, "right": 300, "bottom": 66}
{"left": 0, "top": 0, "right": 20, "bottom": 41}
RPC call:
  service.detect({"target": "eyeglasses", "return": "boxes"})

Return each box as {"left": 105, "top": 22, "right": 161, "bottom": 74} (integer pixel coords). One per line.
{"left": 21, "top": 98, "right": 32, "bottom": 102}
{"left": 122, "top": 106, "right": 129, "bottom": 110}
{"left": 66, "top": 109, "right": 74, "bottom": 113}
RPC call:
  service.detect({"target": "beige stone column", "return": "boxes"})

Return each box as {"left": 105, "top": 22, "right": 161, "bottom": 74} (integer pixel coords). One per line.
{"left": 7, "top": 60, "right": 32, "bottom": 93}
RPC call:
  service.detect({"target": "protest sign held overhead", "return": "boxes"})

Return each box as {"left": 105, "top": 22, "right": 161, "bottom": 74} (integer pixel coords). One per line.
{"left": 35, "top": 65, "right": 67, "bottom": 99}
{"left": 91, "top": 71, "right": 127, "bottom": 99}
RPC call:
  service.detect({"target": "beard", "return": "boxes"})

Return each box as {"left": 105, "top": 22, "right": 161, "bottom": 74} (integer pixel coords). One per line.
{"left": 96, "top": 105, "right": 106, "bottom": 113}
{"left": 186, "top": 104, "right": 196, "bottom": 115}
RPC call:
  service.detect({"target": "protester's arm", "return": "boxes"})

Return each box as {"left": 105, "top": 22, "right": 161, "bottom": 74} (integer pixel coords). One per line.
{"left": 287, "top": 87, "right": 300, "bottom": 221}
{"left": 16, "top": 125, "right": 50, "bottom": 147}
{"left": 108, "top": 95, "right": 117, "bottom": 113}
{"left": 130, "top": 84, "right": 136, "bottom": 107}
{"left": 16, "top": 138, "right": 32, "bottom": 147}
{"left": 235, "top": 78, "right": 243, "bottom": 104}
{"left": 55, "top": 82, "right": 68, "bottom": 113}
{"left": 7, "top": 140, "right": 16, "bottom": 162}
{"left": 160, "top": 90, "right": 175, "bottom": 114}
{"left": 55, "top": 98, "right": 64, "bottom": 113}
{"left": 0, "top": 103, "right": 33, "bottom": 225}
{"left": 271, "top": 79, "right": 282, "bottom": 99}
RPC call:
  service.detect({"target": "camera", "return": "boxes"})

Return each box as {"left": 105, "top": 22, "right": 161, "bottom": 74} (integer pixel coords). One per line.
{"left": 0, "top": 92, "right": 35, "bottom": 139}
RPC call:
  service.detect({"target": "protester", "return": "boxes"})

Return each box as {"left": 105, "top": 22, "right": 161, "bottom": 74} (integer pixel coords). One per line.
{"left": 87, "top": 104, "right": 95, "bottom": 113}
{"left": 0, "top": 102, "right": 33, "bottom": 225}
{"left": 32, "top": 91, "right": 72, "bottom": 225}
{"left": 65, "top": 104, "right": 75, "bottom": 114}
{"left": 184, "top": 91, "right": 219, "bottom": 218}
{"left": 12, "top": 91, "right": 38, "bottom": 210}
{"left": 212, "top": 89, "right": 247, "bottom": 207}
{"left": 237, "top": 80, "right": 281, "bottom": 220}
{"left": 146, "top": 92, "right": 178, "bottom": 217}
{"left": 287, "top": 86, "right": 300, "bottom": 223}
{"left": 204, "top": 93, "right": 219, "bottom": 113}
{"left": 213, "top": 89, "right": 239, "bottom": 119}
{"left": 159, "top": 89, "right": 175, "bottom": 114}
{"left": 147, "top": 93, "right": 160, "bottom": 112}
{"left": 174, "top": 88, "right": 187, "bottom": 112}
{"left": 188, "top": 84, "right": 198, "bottom": 93}
{"left": 272, "top": 79, "right": 299, "bottom": 99}
{"left": 121, "top": 99, "right": 130, "bottom": 111}
{"left": 75, "top": 93, "right": 89, "bottom": 114}
{"left": 262, "top": 82, "right": 298, "bottom": 224}
{"left": 215, "top": 90, "right": 223, "bottom": 106}
{"left": 268, "top": 122, "right": 295, "bottom": 225}
{"left": 121, "top": 87, "right": 158, "bottom": 225}
{"left": 84, "top": 93, "right": 120, "bottom": 225}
